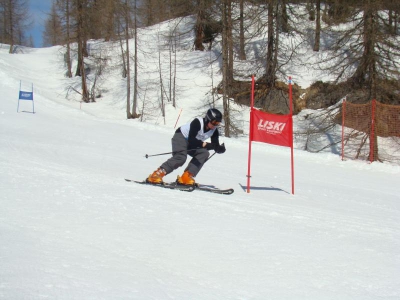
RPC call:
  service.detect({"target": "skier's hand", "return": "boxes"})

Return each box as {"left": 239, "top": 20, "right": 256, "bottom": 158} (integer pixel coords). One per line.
{"left": 205, "top": 143, "right": 217, "bottom": 150}
{"left": 216, "top": 143, "right": 226, "bottom": 154}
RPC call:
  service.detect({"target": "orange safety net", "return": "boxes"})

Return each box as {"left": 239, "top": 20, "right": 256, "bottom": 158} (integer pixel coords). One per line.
{"left": 342, "top": 100, "right": 400, "bottom": 164}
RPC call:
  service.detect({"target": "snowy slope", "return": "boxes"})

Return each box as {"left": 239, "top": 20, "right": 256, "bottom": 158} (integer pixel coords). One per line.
{"left": 1, "top": 44, "right": 400, "bottom": 300}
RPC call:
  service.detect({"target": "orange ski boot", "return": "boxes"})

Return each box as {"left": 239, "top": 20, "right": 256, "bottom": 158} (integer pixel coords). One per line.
{"left": 177, "top": 170, "right": 195, "bottom": 186}
{"left": 147, "top": 168, "right": 166, "bottom": 184}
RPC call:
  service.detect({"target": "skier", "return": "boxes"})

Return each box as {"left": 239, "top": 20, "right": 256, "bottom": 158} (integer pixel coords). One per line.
{"left": 147, "top": 108, "right": 226, "bottom": 185}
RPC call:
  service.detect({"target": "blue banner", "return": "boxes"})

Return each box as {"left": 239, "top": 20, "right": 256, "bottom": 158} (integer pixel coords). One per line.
{"left": 19, "top": 91, "right": 33, "bottom": 100}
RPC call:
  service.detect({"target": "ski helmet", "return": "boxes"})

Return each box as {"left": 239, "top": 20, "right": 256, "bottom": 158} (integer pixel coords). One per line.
{"left": 205, "top": 108, "right": 223, "bottom": 123}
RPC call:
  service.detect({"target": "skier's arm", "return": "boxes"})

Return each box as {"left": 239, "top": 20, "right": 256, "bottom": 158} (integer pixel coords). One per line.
{"left": 187, "top": 118, "right": 203, "bottom": 149}
{"left": 210, "top": 129, "right": 220, "bottom": 145}
{"left": 210, "top": 129, "right": 225, "bottom": 153}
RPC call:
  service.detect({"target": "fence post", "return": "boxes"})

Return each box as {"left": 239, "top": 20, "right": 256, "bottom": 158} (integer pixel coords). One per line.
{"left": 369, "top": 99, "right": 376, "bottom": 163}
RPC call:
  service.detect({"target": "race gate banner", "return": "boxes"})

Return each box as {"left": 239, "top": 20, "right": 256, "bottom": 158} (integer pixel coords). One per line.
{"left": 251, "top": 109, "right": 292, "bottom": 147}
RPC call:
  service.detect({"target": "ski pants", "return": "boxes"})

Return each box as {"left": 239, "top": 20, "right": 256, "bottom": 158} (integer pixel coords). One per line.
{"left": 160, "top": 132, "right": 210, "bottom": 177}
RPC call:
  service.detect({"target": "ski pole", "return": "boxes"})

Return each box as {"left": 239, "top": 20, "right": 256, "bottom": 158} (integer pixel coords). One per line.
{"left": 205, "top": 143, "right": 224, "bottom": 162}
{"left": 145, "top": 148, "right": 198, "bottom": 158}
{"left": 145, "top": 151, "right": 176, "bottom": 158}
{"left": 145, "top": 143, "right": 224, "bottom": 159}
{"left": 206, "top": 152, "right": 216, "bottom": 162}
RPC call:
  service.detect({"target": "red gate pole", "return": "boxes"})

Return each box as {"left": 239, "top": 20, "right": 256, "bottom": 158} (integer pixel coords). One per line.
{"left": 289, "top": 76, "right": 294, "bottom": 195}
{"left": 174, "top": 108, "right": 183, "bottom": 129}
{"left": 246, "top": 75, "right": 255, "bottom": 193}
{"left": 341, "top": 99, "right": 346, "bottom": 161}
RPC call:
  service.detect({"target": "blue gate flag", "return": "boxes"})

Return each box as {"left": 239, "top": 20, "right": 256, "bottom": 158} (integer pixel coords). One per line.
{"left": 19, "top": 91, "right": 33, "bottom": 100}
{"left": 17, "top": 81, "right": 34, "bottom": 113}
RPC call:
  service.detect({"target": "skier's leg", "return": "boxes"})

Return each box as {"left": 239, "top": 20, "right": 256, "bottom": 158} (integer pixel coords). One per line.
{"left": 160, "top": 133, "right": 188, "bottom": 174}
{"left": 185, "top": 149, "right": 210, "bottom": 176}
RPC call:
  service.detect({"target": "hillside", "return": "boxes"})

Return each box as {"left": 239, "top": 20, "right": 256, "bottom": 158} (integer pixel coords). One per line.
{"left": 0, "top": 16, "right": 400, "bottom": 300}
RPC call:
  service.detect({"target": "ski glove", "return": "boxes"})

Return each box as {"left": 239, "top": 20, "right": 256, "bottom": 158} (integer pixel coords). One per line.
{"left": 205, "top": 143, "right": 217, "bottom": 150}
{"left": 216, "top": 143, "right": 226, "bottom": 154}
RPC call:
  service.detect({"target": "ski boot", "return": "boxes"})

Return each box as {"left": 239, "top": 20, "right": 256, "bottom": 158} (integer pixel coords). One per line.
{"left": 147, "top": 168, "right": 166, "bottom": 184}
{"left": 177, "top": 170, "right": 195, "bottom": 186}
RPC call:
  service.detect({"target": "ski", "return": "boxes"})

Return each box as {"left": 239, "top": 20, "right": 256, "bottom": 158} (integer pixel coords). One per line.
{"left": 125, "top": 179, "right": 233, "bottom": 194}
{"left": 125, "top": 179, "right": 195, "bottom": 192}
{"left": 195, "top": 184, "right": 234, "bottom": 195}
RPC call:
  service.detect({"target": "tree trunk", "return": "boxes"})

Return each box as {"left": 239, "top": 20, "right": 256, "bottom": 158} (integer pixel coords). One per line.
{"left": 227, "top": 0, "right": 233, "bottom": 85}
{"left": 75, "top": 0, "right": 89, "bottom": 102}
{"left": 222, "top": 0, "right": 231, "bottom": 137}
{"left": 265, "top": 0, "right": 275, "bottom": 88}
{"left": 65, "top": 0, "right": 72, "bottom": 77}
{"left": 281, "top": 0, "right": 289, "bottom": 33}
{"left": 352, "top": 1, "right": 376, "bottom": 89}
{"left": 125, "top": 0, "right": 132, "bottom": 119}
{"left": 8, "top": 0, "right": 14, "bottom": 53}
{"left": 104, "top": 0, "right": 115, "bottom": 41}
{"left": 194, "top": 0, "right": 205, "bottom": 51}
{"left": 132, "top": 0, "right": 139, "bottom": 118}
{"left": 313, "top": 0, "right": 321, "bottom": 51}
{"left": 238, "top": 0, "right": 246, "bottom": 60}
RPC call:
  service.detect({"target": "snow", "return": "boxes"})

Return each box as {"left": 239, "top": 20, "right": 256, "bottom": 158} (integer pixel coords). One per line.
{"left": 1, "top": 32, "right": 400, "bottom": 300}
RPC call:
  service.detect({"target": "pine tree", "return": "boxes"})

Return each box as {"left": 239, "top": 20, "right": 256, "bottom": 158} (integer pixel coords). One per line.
{"left": 43, "top": 1, "right": 63, "bottom": 46}
{"left": 0, "top": 0, "right": 31, "bottom": 52}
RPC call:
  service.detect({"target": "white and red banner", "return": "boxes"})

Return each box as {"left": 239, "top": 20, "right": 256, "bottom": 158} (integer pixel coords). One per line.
{"left": 247, "top": 76, "right": 295, "bottom": 194}
{"left": 251, "top": 109, "right": 292, "bottom": 147}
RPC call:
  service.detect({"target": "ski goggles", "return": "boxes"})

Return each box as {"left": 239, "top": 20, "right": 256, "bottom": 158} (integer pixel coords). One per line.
{"left": 210, "top": 120, "right": 221, "bottom": 126}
